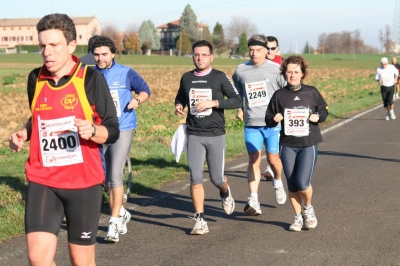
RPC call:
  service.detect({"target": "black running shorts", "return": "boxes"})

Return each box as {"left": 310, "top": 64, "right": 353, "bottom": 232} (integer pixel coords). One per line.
{"left": 25, "top": 182, "right": 103, "bottom": 245}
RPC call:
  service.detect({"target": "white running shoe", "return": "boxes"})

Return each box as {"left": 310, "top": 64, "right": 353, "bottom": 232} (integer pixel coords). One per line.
{"left": 244, "top": 196, "right": 262, "bottom": 215}
{"left": 386, "top": 113, "right": 390, "bottom": 121}
{"left": 304, "top": 207, "right": 318, "bottom": 229}
{"left": 118, "top": 208, "right": 131, "bottom": 235}
{"left": 289, "top": 215, "right": 304, "bottom": 232}
{"left": 274, "top": 186, "right": 287, "bottom": 205}
{"left": 263, "top": 165, "right": 274, "bottom": 181}
{"left": 105, "top": 220, "right": 121, "bottom": 242}
{"left": 222, "top": 186, "right": 235, "bottom": 215}
{"left": 189, "top": 213, "right": 209, "bottom": 235}
{"left": 390, "top": 110, "right": 396, "bottom": 120}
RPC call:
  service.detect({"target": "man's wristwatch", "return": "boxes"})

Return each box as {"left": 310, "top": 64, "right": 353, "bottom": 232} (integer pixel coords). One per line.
{"left": 91, "top": 125, "right": 96, "bottom": 137}
{"left": 135, "top": 98, "right": 140, "bottom": 105}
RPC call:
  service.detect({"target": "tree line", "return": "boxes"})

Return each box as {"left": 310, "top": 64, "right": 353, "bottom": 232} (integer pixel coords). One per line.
{"left": 99, "top": 4, "right": 391, "bottom": 56}
{"left": 99, "top": 4, "right": 258, "bottom": 57}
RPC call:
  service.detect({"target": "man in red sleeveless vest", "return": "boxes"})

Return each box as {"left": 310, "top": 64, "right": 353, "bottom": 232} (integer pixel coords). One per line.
{"left": 9, "top": 13, "right": 119, "bottom": 265}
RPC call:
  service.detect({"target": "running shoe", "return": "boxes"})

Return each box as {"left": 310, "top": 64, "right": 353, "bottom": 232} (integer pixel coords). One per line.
{"left": 304, "top": 206, "right": 318, "bottom": 229}
{"left": 274, "top": 186, "right": 287, "bottom": 205}
{"left": 189, "top": 213, "right": 209, "bottom": 235}
{"left": 386, "top": 113, "right": 390, "bottom": 121}
{"left": 289, "top": 215, "right": 304, "bottom": 232}
{"left": 244, "top": 196, "right": 262, "bottom": 215}
{"left": 118, "top": 207, "right": 131, "bottom": 235}
{"left": 222, "top": 186, "right": 235, "bottom": 215}
{"left": 390, "top": 110, "right": 396, "bottom": 120}
{"left": 263, "top": 165, "right": 274, "bottom": 181}
{"left": 105, "top": 220, "right": 120, "bottom": 242}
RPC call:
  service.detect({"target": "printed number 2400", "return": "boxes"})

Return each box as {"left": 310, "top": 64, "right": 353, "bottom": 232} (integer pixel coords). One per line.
{"left": 42, "top": 136, "right": 77, "bottom": 151}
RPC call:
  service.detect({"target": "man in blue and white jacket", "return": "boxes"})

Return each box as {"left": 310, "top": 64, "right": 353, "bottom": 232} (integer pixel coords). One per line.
{"left": 92, "top": 36, "right": 151, "bottom": 242}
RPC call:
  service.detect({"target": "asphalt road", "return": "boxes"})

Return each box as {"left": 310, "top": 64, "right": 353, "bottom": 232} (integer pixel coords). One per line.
{"left": 1, "top": 103, "right": 400, "bottom": 266}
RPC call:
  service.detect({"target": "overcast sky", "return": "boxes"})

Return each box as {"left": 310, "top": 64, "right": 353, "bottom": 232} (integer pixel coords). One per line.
{"left": 0, "top": 0, "right": 396, "bottom": 53}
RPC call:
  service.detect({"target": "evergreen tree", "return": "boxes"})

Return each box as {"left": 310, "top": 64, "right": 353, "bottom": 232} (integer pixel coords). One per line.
{"left": 213, "top": 22, "right": 225, "bottom": 55}
{"left": 237, "top": 32, "right": 248, "bottom": 57}
{"left": 179, "top": 4, "right": 201, "bottom": 44}
{"left": 175, "top": 30, "right": 192, "bottom": 55}
{"left": 139, "top": 19, "right": 161, "bottom": 54}
{"left": 202, "top": 27, "right": 213, "bottom": 46}
{"left": 303, "top": 41, "right": 311, "bottom": 54}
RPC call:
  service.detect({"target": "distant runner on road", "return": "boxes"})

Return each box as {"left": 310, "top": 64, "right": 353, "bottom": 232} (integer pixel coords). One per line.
{"left": 391, "top": 57, "right": 400, "bottom": 99}
{"left": 375, "top": 57, "right": 398, "bottom": 120}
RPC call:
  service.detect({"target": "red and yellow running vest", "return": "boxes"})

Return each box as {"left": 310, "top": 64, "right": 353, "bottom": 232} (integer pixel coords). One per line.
{"left": 26, "top": 63, "right": 105, "bottom": 189}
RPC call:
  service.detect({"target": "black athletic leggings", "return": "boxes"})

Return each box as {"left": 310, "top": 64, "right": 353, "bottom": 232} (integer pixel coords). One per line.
{"left": 280, "top": 145, "right": 318, "bottom": 193}
{"left": 381, "top": 85, "right": 394, "bottom": 107}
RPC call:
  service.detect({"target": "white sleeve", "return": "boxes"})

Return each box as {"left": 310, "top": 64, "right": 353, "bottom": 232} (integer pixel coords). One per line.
{"left": 375, "top": 67, "right": 380, "bottom": 81}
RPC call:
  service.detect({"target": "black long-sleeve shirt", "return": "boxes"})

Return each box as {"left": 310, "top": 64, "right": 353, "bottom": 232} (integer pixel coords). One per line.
{"left": 175, "top": 69, "right": 242, "bottom": 136}
{"left": 265, "top": 84, "right": 328, "bottom": 147}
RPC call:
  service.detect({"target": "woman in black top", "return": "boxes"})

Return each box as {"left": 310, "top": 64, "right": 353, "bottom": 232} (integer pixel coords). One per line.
{"left": 265, "top": 55, "right": 328, "bottom": 232}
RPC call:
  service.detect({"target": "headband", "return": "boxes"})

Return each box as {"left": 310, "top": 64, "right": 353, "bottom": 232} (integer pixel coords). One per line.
{"left": 248, "top": 40, "right": 267, "bottom": 48}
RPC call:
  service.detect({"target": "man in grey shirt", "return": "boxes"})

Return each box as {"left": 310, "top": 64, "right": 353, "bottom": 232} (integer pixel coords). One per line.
{"left": 232, "top": 34, "right": 287, "bottom": 216}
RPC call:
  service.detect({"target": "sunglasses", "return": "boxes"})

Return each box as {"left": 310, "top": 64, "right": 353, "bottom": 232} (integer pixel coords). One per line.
{"left": 266, "top": 46, "right": 277, "bottom": 51}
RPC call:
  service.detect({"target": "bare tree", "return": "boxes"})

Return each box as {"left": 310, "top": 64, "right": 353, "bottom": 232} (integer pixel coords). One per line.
{"left": 379, "top": 25, "right": 393, "bottom": 53}
{"left": 317, "top": 33, "right": 327, "bottom": 54}
{"left": 352, "top": 29, "right": 363, "bottom": 53}
{"left": 325, "top": 32, "right": 341, "bottom": 53}
{"left": 102, "top": 24, "right": 124, "bottom": 59}
{"left": 317, "top": 30, "right": 367, "bottom": 54}
{"left": 226, "top": 16, "right": 257, "bottom": 44}
{"left": 102, "top": 24, "right": 119, "bottom": 40}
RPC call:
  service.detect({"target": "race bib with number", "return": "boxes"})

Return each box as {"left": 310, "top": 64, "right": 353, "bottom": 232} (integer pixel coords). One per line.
{"left": 245, "top": 81, "right": 269, "bottom": 107}
{"left": 38, "top": 116, "right": 83, "bottom": 167}
{"left": 284, "top": 108, "right": 310, "bottom": 136}
{"left": 110, "top": 90, "right": 121, "bottom": 117}
{"left": 189, "top": 88, "right": 212, "bottom": 116}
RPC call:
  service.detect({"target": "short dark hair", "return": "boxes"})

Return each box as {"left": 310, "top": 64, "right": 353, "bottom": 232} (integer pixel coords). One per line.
{"left": 192, "top": 40, "right": 213, "bottom": 54}
{"left": 36, "top": 13, "right": 76, "bottom": 44}
{"left": 266, "top": 36, "right": 279, "bottom": 47}
{"left": 87, "top": 35, "right": 102, "bottom": 53}
{"left": 280, "top": 55, "right": 308, "bottom": 81}
{"left": 91, "top": 36, "right": 116, "bottom": 54}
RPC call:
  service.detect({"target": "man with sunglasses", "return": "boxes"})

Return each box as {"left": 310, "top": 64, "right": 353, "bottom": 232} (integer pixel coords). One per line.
{"left": 375, "top": 57, "right": 398, "bottom": 120}
{"left": 233, "top": 34, "right": 287, "bottom": 216}
{"left": 265, "top": 36, "right": 283, "bottom": 65}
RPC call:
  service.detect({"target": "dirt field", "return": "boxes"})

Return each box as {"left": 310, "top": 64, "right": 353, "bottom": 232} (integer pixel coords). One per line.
{"left": 0, "top": 66, "right": 374, "bottom": 147}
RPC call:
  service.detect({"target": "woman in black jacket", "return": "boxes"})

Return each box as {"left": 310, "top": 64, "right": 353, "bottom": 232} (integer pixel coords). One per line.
{"left": 265, "top": 55, "right": 328, "bottom": 232}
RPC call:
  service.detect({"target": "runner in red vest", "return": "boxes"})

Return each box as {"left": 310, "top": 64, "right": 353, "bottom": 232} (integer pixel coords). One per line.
{"left": 9, "top": 13, "right": 119, "bottom": 266}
